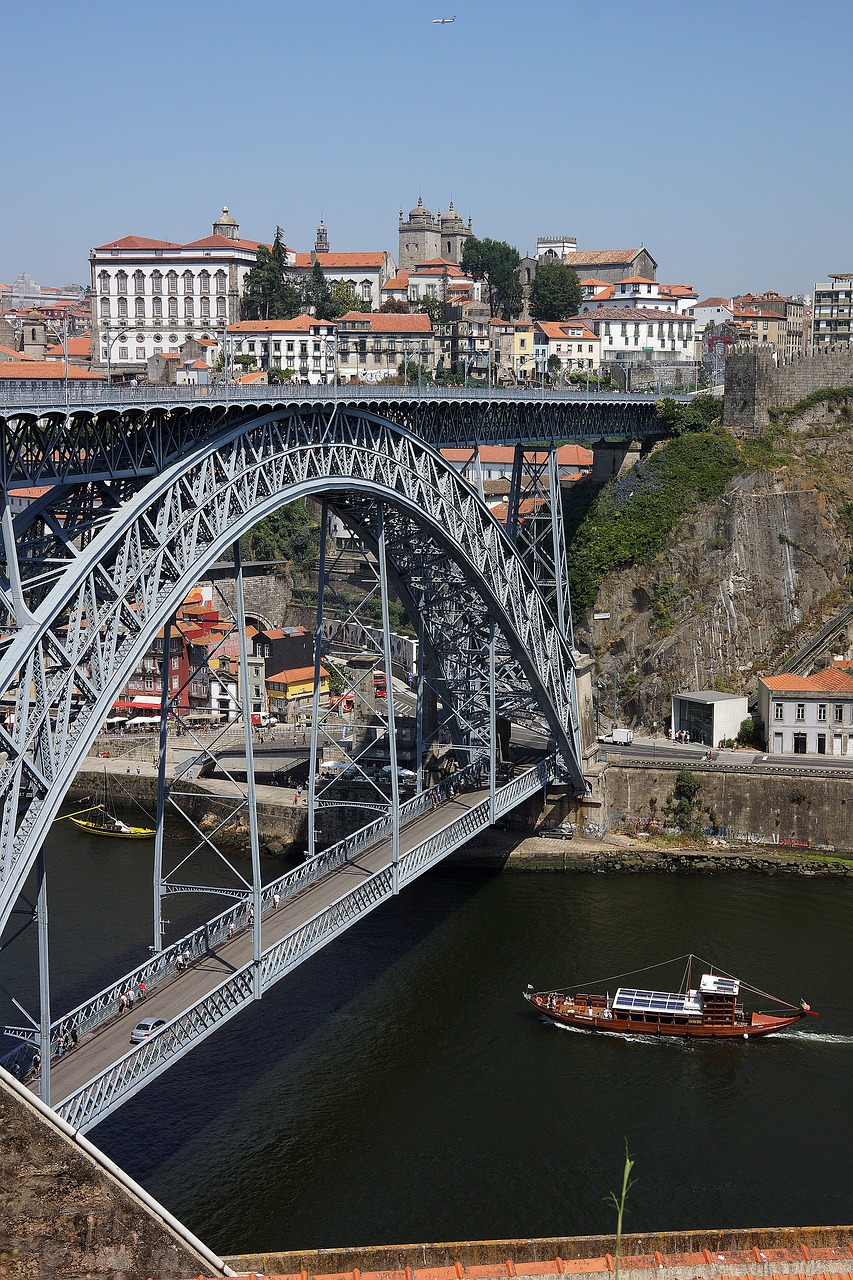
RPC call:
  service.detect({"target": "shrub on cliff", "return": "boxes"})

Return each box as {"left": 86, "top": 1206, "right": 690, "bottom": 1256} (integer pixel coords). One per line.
{"left": 568, "top": 429, "right": 741, "bottom": 617}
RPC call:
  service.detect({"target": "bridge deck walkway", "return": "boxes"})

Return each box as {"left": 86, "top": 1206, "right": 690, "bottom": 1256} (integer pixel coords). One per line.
{"left": 43, "top": 784, "right": 494, "bottom": 1108}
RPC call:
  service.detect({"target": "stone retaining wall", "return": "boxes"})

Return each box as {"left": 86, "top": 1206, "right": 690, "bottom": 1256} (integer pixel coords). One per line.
{"left": 723, "top": 344, "right": 853, "bottom": 429}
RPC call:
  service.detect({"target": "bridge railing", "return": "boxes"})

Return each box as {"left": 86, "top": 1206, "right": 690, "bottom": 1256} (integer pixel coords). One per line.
{"left": 0, "top": 759, "right": 492, "bottom": 1077}
{"left": 54, "top": 762, "right": 551, "bottom": 1130}
{"left": 0, "top": 382, "right": 672, "bottom": 411}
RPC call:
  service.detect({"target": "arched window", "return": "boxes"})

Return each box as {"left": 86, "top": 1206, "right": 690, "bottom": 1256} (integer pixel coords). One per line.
{"left": 135, "top": 296, "right": 145, "bottom": 318}
{"left": 199, "top": 270, "right": 210, "bottom": 294}
{"left": 184, "top": 298, "right": 194, "bottom": 318}
{"left": 182, "top": 270, "right": 194, "bottom": 295}
{"left": 216, "top": 296, "right": 226, "bottom": 316}
{"left": 116, "top": 271, "right": 128, "bottom": 293}
{"left": 117, "top": 297, "right": 128, "bottom": 318}
{"left": 167, "top": 271, "right": 178, "bottom": 294}
{"left": 215, "top": 270, "right": 226, "bottom": 294}
{"left": 133, "top": 270, "right": 145, "bottom": 293}
{"left": 200, "top": 296, "right": 210, "bottom": 317}
{"left": 98, "top": 270, "right": 110, "bottom": 294}
{"left": 152, "top": 297, "right": 162, "bottom": 318}
{"left": 168, "top": 297, "right": 178, "bottom": 317}
{"left": 100, "top": 297, "right": 111, "bottom": 318}
{"left": 151, "top": 270, "right": 162, "bottom": 294}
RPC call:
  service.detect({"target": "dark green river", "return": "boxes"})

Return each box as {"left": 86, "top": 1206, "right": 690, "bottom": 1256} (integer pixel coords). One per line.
{"left": 2, "top": 822, "right": 851, "bottom": 1254}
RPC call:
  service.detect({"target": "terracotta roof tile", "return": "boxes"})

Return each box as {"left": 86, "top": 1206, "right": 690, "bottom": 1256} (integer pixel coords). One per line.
{"left": 0, "top": 361, "right": 104, "bottom": 380}
{"left": 337, "top": 311, "right": 432, "bottom": 332}
{"left": 293, "top": 252, "right": 387, "bottom": 268}
{"left": 94, "top": 235, "right": 182, "bottom": 251}
{"left": 266, "top": 664, "right": 328, "bottom": 684}
{"left": 564, "top": 249, "right": 646, "bottom": 266}
{"left": 228, "top": 314, "right": 335, "bottom": 333}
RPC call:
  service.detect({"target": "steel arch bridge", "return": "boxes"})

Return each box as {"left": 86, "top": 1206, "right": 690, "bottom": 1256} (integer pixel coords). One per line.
{"left": 0, "top": 387, "right": 673, "bottom": 1121}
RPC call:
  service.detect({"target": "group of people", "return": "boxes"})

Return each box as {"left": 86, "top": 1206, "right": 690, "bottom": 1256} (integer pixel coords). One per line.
{"left": 117, "top": 980, "right": 146, "bottom": 1014}
{"left": 174, "top": 948, "right": 193, "bottom": 973}
{"left": 669, "top": 728, "right": 692, "bottom": 743}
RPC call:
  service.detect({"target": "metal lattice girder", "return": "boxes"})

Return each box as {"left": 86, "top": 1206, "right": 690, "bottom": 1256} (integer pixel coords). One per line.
{"left": 0, "top": 387, "right": 675, "bottom": 486}
{"left": 0, "top": 408, "right": 584, "bottom": 935}
{"left": 52, "top": 760, "right": 550, "bottom": 1133}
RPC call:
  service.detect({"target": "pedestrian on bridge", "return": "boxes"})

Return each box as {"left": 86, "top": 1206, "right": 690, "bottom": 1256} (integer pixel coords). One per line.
{"left": 273, "top": 889, "right": 281, "bottom": 909}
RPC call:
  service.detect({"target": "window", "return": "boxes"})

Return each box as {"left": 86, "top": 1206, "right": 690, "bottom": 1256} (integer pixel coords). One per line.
{"left": 117, "top": 297, "right": 128, "bottom": 318}
{"left": 773, "top": 702, "right": 783, "bottom": 721}
{"left": 118, "top": 346, "right": 128, "bottom": 360}
{"left": 793, "top": 733, "right": 807, "bottom": 754}
{"left": 151, "top": 270, "right": 162, "bottom": 294}
{"left": 133, "top": 270, "right": 145, "bottom": 293}
{"left": 167, "top": 271, "right": 178, "bottom": 293}
{"left": 796, "top": 703, "right": 805, "bottom": 721}
{"left": 835, "top": 704, "right": 844, "bottom": 723}
{"left": 98, "top": 270, "right": 110, "bottom": 293}
{"left": 168, "top": 297, "right": 178, "bottom": 317}
{"left": 116, "top": 271, "right": 127, "bottom": 294}
{"left": 135, "top": 296, "right": 145, "bottom": 318}
{"left": 216, "top": 297, "right": 226, "bottom": 316}
{"left": 100, "top": 298, "right": 110, "bottom": 318}
{"left": 818, "top": 703, "right": 827, "bottom": 721}
{"left": 199, "top": 270, "right": 210, "bottom": 294}
{"left": 200, "top": 297, "right": 209, "bottom": 317}
{"left": 152, "top": 297, "right": 162, "bottom": 318}
{"left": 136, "top": 346, "right": 146, "bottom": 359}
{"left": 215, "top": 270, "right": 226, "bottom": 294}
{"left": 183, "top": 270, "right": 194, "bottom": 295}
{"left": 184, "top": 298, "right": 194, "bottom": 318}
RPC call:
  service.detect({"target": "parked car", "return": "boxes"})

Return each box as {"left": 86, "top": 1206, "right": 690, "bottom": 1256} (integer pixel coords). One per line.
{"left": 130, "top": 1017, "right": 167, "bottom": 1044}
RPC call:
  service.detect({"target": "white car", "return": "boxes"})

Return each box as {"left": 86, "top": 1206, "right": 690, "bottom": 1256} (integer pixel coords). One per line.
{"left": 130, "top": 1017, "right": 167, "bottom": 1044}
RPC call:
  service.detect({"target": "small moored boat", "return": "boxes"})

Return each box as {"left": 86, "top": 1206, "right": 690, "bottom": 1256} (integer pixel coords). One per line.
{"left": 60, "top": 768, "right": 155, "bottom": 840}
{"left": 524, "top": 954, "right": 817, "bottom": 1040}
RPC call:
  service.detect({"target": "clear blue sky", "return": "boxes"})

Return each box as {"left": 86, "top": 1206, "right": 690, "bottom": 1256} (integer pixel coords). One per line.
{"left": 4, "top": 0, "right": 851, "bottom": 300}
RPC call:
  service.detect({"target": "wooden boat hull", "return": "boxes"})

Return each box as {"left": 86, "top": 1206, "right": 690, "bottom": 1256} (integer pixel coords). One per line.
{"left": 524, "top": 992, "right": 808, "bottom": 1039}
{"left": 70, "top": 817, "right": 154, "bottom": 839}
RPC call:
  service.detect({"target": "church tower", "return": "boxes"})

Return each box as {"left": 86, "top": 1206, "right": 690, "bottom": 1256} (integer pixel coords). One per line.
{"left": 398, "top": 196, "right": 441, "bottom": 270}
{"left": 439, "top": 201, "right": 470, "bottom": 265}
{"left": 314, "top": 218, "right": 329, "bottom": 253}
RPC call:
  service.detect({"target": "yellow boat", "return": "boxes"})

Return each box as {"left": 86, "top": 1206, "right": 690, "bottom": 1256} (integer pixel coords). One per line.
{"left": 70, "top": 807, "right": 155, "bottom": 839}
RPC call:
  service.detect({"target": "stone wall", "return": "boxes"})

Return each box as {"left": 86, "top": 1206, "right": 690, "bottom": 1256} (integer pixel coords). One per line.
{"left": 0, "top": 1070, "right": 223, "bottom": 1278}
{"left": 723, "top": 344, "right": 853, "bottom": 429}
{"left": 201, "top": 559, "right": 293, "bottom": 629}
{"left": 605, "top": 759, "right": 853, "bottom": 851}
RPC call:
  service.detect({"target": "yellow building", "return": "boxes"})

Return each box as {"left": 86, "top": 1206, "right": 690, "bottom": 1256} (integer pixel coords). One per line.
{"left": 266, "top": 665, "right": 329, "bottom": 724}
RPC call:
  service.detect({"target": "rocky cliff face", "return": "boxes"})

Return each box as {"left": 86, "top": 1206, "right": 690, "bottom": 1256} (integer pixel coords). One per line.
{"left": 574, "top": 422, "right": 853, "bottom": 730}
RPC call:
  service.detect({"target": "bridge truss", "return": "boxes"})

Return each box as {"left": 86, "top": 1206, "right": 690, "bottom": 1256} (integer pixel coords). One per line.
{"left": 0, "top": 392, "right": 596, "bottom": 1118}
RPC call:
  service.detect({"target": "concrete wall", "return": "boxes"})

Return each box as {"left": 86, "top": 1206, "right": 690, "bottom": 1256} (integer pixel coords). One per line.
{"left": 724, "top": 344, "right": 853, "bottom": 429}
{"left": 0, "top": 1070, "right": 223, "bottom": 1279}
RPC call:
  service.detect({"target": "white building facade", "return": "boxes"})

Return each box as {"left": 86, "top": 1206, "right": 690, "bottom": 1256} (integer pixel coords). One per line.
{"left": 228, "top": 315, "right": 336, "bottom": 382}
{"left": 90, "top": 208, "right": 266, "bottom": 372}
{"left": 758, "top": 671, "right": 853, "bottom": 756}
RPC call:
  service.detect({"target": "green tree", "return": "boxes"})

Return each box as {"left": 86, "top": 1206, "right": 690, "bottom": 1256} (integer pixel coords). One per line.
{"left": 417, "top": 295, "right": 446, "bottom": 326}
{"left": 304, "top": 262, "right": 336, "bottom": 320}
{"left": 500, "top": 274, "right": 524, "bottom": 321}
{"left": 328, "top": 279, "right": 364, "bottom": 317}
{"left": 241, "top": 227, "right": 302, "bottom": 320}
{"left": 530, "top": 261, "right": 582, "bottom": 321}
{"left": 380, "top": 298, "right": 409, "bottom": 314}
{"left": 655, "top": 394, "right": 722, "bottom": 435}
{"left": 461, "top": 236, "right": 522, "bottom": 318}
{"left": 241, "top": 500, "right": 320, "bottom": 568}
{"left": 736, "top": 716, "right": 762, "bottom": 748}
{"left": 547, "top": 353, "right": 562, "bottom": 380}
{"left": 665, "top": 769, "right": 701, "bottom": 832}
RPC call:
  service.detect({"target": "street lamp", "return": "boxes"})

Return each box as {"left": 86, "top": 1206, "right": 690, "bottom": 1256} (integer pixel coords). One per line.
{"left": 102, "top": 325, "right": 125, "bottom": 386}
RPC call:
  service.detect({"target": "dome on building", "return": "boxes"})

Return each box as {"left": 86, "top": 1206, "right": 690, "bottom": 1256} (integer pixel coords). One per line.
{"left": 216, "top": 206, "right": 237, "bottom": 226}
{"left": 440, "top": 201, "right": 464, "bottom": 228}
{"left": 408, "top": 195, "right": 433, "bottom": 222}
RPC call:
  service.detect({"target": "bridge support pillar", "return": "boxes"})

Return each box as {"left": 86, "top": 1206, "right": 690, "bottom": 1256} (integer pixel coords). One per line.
{"left": 36, "top": 849, "right": 50, "bottom": 1106}
{"left": 234, "top": 541, "right": 263, "bottom": 998}
{"left": 377, "top": 506, "right": 400, "bottom": 894}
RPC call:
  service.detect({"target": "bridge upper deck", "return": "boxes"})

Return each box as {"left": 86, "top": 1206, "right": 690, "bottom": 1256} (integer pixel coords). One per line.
{"left": 0, "top": 385, "right": 683, "bottom": 488}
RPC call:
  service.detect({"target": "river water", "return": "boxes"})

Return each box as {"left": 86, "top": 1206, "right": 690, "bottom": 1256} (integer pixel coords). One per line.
{"left": 2, "top": 821, "right": 852, "bottom": 1254}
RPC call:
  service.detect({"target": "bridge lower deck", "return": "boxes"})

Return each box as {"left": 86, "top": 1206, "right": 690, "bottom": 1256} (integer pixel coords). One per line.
{"left": 43, "top": 782, "right": 506, "bottom": 1109}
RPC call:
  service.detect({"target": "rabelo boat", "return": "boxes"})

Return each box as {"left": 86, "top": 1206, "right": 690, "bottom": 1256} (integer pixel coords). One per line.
{"left": 525, "top": 954, "right": 817, "bottom": 1040}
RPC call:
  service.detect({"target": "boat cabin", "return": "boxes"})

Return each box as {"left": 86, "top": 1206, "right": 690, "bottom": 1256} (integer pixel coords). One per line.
{"left": 611, "top": 974, "right": 740, "bottom": 1027}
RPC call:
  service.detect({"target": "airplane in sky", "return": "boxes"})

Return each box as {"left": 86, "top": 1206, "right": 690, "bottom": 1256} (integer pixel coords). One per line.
{"left": 432, "top": 16, "right": 456, "bottom": 22}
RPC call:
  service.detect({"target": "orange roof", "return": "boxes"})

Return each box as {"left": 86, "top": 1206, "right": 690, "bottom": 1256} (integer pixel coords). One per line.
{"left": 0, "top": 361, "right": 104, "bottom": 380}
{"left": 618, "top": 275, "right": 658, "bottom": 285}
{"left": 565, "top": 249, "right": 645, "bottom": 266}
{"left": 0, "top": 344, "right": 33, "bottom": 360}
{"left": 381, "top": 272, "right": 410, "bottom": 290}
{"left": 235, "top": 371, "right": 267, "bottom": 384}
{"left": 337, "top": 311, "right": 432, "bottom": 332}
{"left": 659, "top": 282, "right": 696, "bottom": 297}
{"left": 536, "top": 321, "right": 597, "bottom": 342}
{"left": 266, "top": 664, "right": 328, "bottom": 684}
{"left": 95, "top": 235, "right": 182, "bottom": 251}
{"left": 762, "top": 670, "right": 853, "bottom": 692}
{"left": 45, "top": 336, "right": 91, "bottom": 358}
{"left": 580, "top": 277, "right": 610, "bottom": 286}
{"left": 228, "top": 314, "right": 335, "bottom": 333}
{"left": 292, "top": 252, "right": 386, "bottom": 268}
{"left": 9, "top": 486, "right": 49, "bottom": 500}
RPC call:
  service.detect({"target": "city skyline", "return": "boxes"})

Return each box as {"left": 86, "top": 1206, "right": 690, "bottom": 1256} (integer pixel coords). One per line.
{"left": 3, "top": 0, "right": 852, "bottom": 300}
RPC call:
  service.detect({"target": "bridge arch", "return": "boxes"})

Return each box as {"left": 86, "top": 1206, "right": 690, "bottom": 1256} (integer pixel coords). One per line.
{"left": 0, "top": 405, "right": 582, "bottom": 932}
